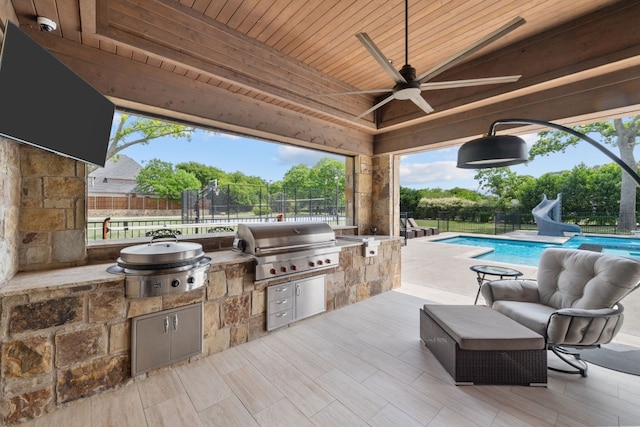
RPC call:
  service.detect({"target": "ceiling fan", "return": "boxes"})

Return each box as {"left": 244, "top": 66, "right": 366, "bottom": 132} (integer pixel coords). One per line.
{"left": 315, "top": 1, "right": 525, "bottom": 119}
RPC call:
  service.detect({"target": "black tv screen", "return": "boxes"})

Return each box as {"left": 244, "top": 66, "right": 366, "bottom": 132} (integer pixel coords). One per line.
{"left": 0, "top": 22, "right": 114, "bottom": 167}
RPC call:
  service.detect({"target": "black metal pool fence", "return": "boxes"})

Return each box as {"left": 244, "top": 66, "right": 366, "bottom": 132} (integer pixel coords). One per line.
{"left": 181, "top": 184, "right": 343, "bottom": 225}
{"left": 406, "top": 211, "right": 639, "bottom": 236}
{"left": 88, "top": 183, "right": 346, "bottom": 240}
{"left": 87, "top": 214, "right": 346, "bottom": 240}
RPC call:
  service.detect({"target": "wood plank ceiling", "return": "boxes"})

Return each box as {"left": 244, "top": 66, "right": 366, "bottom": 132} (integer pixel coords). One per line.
{"left": 7, "top": 0, "right": 640, "bottom": 157}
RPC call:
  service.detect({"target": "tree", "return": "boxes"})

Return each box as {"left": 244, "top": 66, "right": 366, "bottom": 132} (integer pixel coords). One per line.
{"left": 474, "top": 167, "right": 531, "bottom": 210}
{"left": 559, "top": 164, "right": 594, "bottom": 213}
{"left": 136, "top": 158, "right": 200, "bottom": 201}
{"left": 282, "top": 164, "right": 312, "bottom": 189}
{"left": 93, "top": 113, "right": 196, "bottom": 173}
{"left": 176, "top": 162, "right": 226, "bottom": 187}
{"left": 308, "top": 158, "right": 345, "bottom": 192}
{"left": 517, "top": 172, "right": 562, "bottom": 212}
{"left": 400, "top": 186, "right": 424, "bottom": 213}
{"left": 590, "top": 163, "right": 622, "bottom": 214}
{"left": 529, "top": 117, "right": 640, "bottom": 230}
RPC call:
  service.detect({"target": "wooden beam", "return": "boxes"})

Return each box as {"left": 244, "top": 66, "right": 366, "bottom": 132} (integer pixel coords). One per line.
{"left": 93, "top": 0, "right": 376, "bottom": 131}
{"left": 26, "top": 28, "right": 373, "bottom": 157}
{"left": 376, "top": 1, "right": 640, "bottom": 130}
{"left": 0, "top": 0, "right": 18, "bottom": 32}
{"left": 79, "top": 0, "right": 97, "bottom": 34}
{"left": 374, "top": 64, "right": 640, "bottom": 155}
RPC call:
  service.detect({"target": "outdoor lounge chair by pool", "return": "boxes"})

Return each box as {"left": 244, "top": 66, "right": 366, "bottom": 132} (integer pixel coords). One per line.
{"left": 400, "top": 217, "right": 437, "bottom": 238}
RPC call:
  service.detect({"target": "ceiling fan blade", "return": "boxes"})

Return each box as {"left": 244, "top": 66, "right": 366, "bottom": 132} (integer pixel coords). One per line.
{"left": 409, "top": 95, "right": 435, "bottom": 114}
{"left": 416, "top": 16, "right": 525, "bottom": 83}
{"left": 356, "top": 94, "right": 397, "bottom": 119}
{"left": 308, "top": 88, "right": 393, "bottom": 97}
{"left": 356, "top": 33, "right": 407, "bottom": 85}
{"left": 420, "top": 75, "right": 521, "bottom": 90}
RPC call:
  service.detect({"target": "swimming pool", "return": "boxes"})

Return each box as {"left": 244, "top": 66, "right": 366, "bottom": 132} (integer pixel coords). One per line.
{"left": 433, "top": 235, "right": 640, "bottom": 266}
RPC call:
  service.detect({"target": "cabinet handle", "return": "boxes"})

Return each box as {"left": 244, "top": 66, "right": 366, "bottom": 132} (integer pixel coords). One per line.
{"left": 275, "top": 312, "right": 288, "bottom": 318}
{"left": 164, "top": 316, "right": 170, "bottom": 334}
{"left": 275, "top": 287, "right": 288, "bottom": 292}
{"left": 276, "top": 299, "right": 288, "bottom": 304}
{"left": 296, "top": 284, "right": 301, "bottom": 296}
{"left": 173, "top": 314, "right": 179, "bottom": 331}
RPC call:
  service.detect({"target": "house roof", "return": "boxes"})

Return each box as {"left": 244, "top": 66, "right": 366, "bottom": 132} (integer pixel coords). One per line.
{"left": 90, "top": 154, "right": 141, "bottom": 181}
{"left": 88, "top": 154, "right": 141, "bottom": 195}
{"left": 9, "top": 1, "right": 640, "bottom": 156}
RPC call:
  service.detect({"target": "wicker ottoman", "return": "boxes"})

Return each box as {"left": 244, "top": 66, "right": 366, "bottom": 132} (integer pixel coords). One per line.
{"left": 420, "top": 305, "right": 547, "bottom": 386}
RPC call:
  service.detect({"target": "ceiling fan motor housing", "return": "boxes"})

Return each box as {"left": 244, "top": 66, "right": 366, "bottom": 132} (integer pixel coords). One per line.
{"left": 394, "top": 64, "right": 421, "bottom": 99}
{"left": 400, "top": 64, "right": 417, "bottom": 81}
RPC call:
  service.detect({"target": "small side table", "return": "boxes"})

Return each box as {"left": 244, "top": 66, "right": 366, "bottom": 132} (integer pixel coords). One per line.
{"left": 470, "top": 265, "right": 523, "bottom": 305}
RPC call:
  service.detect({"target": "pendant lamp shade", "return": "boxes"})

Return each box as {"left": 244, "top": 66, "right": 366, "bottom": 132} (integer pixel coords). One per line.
{"left": 456, "top": 118, "right": 640, "bottom": 187}
{"left": 457, "top": 134, "right": 528, "bottom": 169}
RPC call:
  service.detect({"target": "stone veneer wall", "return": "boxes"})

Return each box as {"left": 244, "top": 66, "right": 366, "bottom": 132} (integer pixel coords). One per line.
{"left": 372, "top": 155, "right": 398, "bottom": 236}
{"left": 352, "top": 155, "right": 373, "bottom": 235}
{"left": 0, "top": 136, "right": 20, "bottom": 284}
{"left": 351, "top": 154, "right": 399, "bottom": 237}
{"left": 18, "top": 147, "right": 88, "bottom": 271}
{"left": 0, "top": 10, "right": 22, "bottom": 284}
{"left": 0, "top": 240, "right": 401, "bottom": 425}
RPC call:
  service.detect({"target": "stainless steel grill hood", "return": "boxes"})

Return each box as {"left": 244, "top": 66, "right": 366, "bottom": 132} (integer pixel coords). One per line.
{"left": 233, "top": 222, "right": 340, "bottom": 282}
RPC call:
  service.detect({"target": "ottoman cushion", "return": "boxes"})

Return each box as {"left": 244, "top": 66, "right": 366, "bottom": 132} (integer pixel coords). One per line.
{"left": 423, "top": 305, "right": 544, "bottom": 351}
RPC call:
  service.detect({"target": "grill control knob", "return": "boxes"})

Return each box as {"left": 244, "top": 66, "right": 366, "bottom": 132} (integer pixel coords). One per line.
{"left": 171, "top": 279, "right": 180, "bottom": 288}
{"left": 325, "top": 259, "right": 331, "bottom": 264}
{"left": 308, "top": 261, "right": 315, "bottom": 267}
{"left": 281, "top": 266, "right": 287, "bottom": 273}
{"left": 187, "top": 276, "right": 195, "bottom": 284}
{"left": 291, "top": 265, "right": 297, "bottom": 271}
{"left": 270, "top": 268, "right": 277, "bottom": 275}
{"left": 317, "top": 260, "right": 323, "bottom": 265}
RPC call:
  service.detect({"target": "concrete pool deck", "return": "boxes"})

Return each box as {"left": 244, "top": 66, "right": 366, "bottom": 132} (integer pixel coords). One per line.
{"left": 399, "top": 231, "right": 640, "bottom": 347}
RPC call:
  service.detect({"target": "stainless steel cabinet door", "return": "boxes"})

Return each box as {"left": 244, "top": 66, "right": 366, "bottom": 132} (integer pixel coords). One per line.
{"left": 132, "top": 302, "right": 203, "bottom": 376}
{"left": 170, "top": 303, "right": 203, "bottom": 362}
{"left": 294, "top": 276, "right": 326, "bottom": 320}
{"left": 132, "top": 313, "right": 172, "bottom": 375}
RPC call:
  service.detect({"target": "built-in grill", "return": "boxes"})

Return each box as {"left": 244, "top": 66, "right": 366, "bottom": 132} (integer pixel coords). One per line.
{"left": 107, "top": 236, "right": 211, "bottom": 298}
{"left": 233, "top": 222, "right": 340, "bottom": 282}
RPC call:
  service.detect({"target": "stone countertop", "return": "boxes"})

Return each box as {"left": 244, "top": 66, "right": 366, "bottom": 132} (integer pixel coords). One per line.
{"left": 0, "top": 250, "right": 250, "bottom": 298}
{"left": 1, "top": 238, "right": 401, "bottom": 297}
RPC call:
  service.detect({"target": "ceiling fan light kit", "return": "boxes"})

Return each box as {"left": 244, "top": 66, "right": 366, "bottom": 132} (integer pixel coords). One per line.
{"left": 318, "top": 1, "right": 526, "bottom": 120}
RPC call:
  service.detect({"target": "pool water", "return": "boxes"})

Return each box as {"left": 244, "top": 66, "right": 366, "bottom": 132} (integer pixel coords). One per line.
{"left": 433, "top": 235, "right": 640, "bottom": 266}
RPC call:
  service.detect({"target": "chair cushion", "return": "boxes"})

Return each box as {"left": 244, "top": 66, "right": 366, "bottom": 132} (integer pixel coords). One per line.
{"left": 491, "top": 301, "right": 557, "bottom": 338}
{"left": 537, "top": 248, "right": 640, "bottom": 309}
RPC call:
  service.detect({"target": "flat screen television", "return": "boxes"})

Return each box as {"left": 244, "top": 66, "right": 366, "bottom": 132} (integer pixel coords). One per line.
{"left": 0, "top": 21, "right": 114, "bottom": 167}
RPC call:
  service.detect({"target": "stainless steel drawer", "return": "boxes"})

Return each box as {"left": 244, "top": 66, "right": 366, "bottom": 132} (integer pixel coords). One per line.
{"left": 268, "top": 308, "right": 293, "bottom": 330}
{"left": 267, "top": 283, "right": 293, "bottom": 301}
{"left": 269, "top": 296, "right": 293, "bottom": 313}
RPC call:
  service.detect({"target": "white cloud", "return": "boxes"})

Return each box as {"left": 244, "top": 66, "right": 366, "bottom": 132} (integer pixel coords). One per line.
{"left": 277, "top": 145, "right": 343, "bottom": 166}
{"left": 200, "top": 129, "right": 241, "bottom": 140}
{"left": 400, "top": 160, "right": 475, "bottom": 185}
{"left": 520, "top": 132, "right": 538, "bottom": 147}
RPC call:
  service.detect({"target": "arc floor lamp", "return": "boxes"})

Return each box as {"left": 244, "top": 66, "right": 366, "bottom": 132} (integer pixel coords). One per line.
{"left": 456, "top": 118, "right": 640, "bottom": 186}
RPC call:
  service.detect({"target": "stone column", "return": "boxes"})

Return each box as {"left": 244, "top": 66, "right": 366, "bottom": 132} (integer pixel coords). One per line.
{"left": 372, "top": 154, "right": 400, "bottom": 236}
{"left": 349, "top": 154, "right": 400, "bottom": 236}
{"left": 0, "top": 136, "right": 21, "bottom": 283}
{"left": 18, "top": 147, "right": 88, "bottom": 271}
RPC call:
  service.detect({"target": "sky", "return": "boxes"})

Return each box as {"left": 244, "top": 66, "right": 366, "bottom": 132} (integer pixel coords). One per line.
{"left": 118, "top": 117, "right": 614, "bottom": 191}
{"left": 120, "top": 127, "right": 345, "bottom": 183}
{"left": 400, "top": 133, "right": 611, "bottom": 191}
